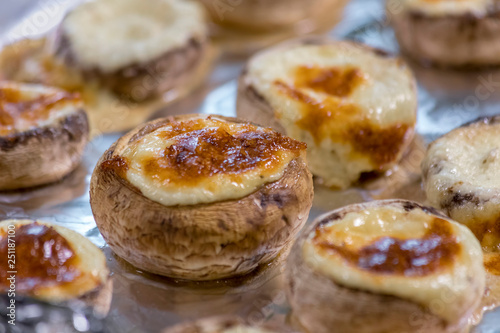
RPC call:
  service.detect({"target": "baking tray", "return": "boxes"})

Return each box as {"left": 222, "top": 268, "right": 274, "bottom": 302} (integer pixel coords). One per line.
{"left": 1, "top": 0, "right": 500, "bottom": 332}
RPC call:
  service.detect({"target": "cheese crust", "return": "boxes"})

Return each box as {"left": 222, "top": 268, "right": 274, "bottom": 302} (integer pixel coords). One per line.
{"left": 422, "top": 116, "right": 500, "bottom": 250}
{"left": 111, "top": 115, "right": 306, "bottom": 206}
{"left": 58, "top": 0, "right": 207, "bottom": 73}
{"left": 0, "top": 220, "right": 109, "bottom": 302}
{"left": 238, "top": 40, "right": 416, "bottom": 189}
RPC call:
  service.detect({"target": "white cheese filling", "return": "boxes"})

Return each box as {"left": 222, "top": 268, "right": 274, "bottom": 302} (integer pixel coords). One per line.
{"left": 61, "top": 0, "right": 207, "bottom": 72}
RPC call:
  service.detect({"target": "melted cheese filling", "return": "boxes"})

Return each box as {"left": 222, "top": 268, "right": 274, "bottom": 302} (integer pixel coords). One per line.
{"left": 62, "top": 0, "right": 206, "bottom": 72}
{"left": 0, "top": 82, "right": 82, "bottom": 136}
{"left": 398, "top": 0, "right": 494, "bottom": 16}
{"left": 245, "top": 43, "right": 416, "bottom": 188}
{"left": 0, "top": 220, "right": 108, "bottom": 302}
{"left": 302, "top": 204, "right": 484, "bottom": 323}
{"left": 119, "top": 117, "right": 305, "bottom": 206}
{"left": 426, "top": 122, "right": 500, "bottom": 190}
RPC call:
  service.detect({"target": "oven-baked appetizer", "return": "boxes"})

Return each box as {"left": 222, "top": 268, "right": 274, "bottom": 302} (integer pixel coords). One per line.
{"left": 285, "top": 200, "right": 485, "bottom": 333}
{"left": 237, "top": 39, "right": 417, "bottom": 189}
{"left": 54, "top": 0, "right": 209, "bottom": 102}
{"left": 90, "top": 114, "right": 313, "bottom": 280}
{"left": 162, "top": 316, "right": 282, "bottom": 333}
{"left": 0, "top": 81, "right": 89, "bottom": 191}
{"left": 0, "top": 219, "right": 111, "bottom": 314}
{"left": 422, "top": 116, "right": 500, "bottom": 250}
{"left": 198, "top": 0, "right": 340, "bottom": 31}
{"left": 388, "top": 0, "right": 500, "bottom": 67}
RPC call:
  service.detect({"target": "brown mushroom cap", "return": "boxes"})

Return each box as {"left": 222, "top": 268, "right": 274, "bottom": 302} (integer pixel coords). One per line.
{"left": 389, "top": 0, "right": 500, "bottom": 67}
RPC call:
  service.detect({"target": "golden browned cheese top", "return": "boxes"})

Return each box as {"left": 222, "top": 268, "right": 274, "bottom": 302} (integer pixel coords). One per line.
{"left": 273, "top": 65, "right": 411, "bottom": 169}
{"left": 312, "top": 217, "right": 461, "bottom": 276}
{"left": 110, "top": 118, "right": 306, "bottom": 186}
{"left": 0, "top": 223, "right": 80, "bottom": 292}
{"left": 294, "top": 65, "right": 365, "bottom": 97}
{"left": 0, "top": 86, "right": 80, "bottom": 136}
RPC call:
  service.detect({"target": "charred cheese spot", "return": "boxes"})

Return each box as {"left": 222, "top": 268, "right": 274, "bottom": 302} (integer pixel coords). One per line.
{"left": 348, "top": 122, "right": 411, "bottom": 168}
{"left": 0, "top": 223, "right": 79, "bottom": 292}
{"left": 101, "top": 156, "right": 130, "bottom": 179}
{"left": 312, "top": 217, "right": 459, "bottom": 276}
{"left": 0, "top": 84, "right": 81, "bottom": 136}
{"left": 273, "top": 79, "right": 412, "bottom": 169}
{"left": 142, "top": 127, "right": 304, "bottom": 186}
{"left": 293, "top": 65, "right": 365, "bottom": 97}
{"left": 302, "top": 202, "right": 484, "bottom": 323}
{"left": 116, "top": 116, "right": 306, "bottom": 206}
{"left": 273, "top": 80, "right": 362, "bottom": 144}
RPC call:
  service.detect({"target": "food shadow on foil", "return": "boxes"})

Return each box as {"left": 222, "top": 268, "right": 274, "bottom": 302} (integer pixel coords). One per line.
{"left": 0, "top": 164, "right": 88, "bottom": 214}
{"left": 103, "top": 247, "right": 292, "bottom": 333}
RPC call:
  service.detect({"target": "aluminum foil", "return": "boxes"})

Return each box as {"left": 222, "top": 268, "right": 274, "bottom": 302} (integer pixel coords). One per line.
{"left": 1, "top": 0, "right": 500, "bottom": 332}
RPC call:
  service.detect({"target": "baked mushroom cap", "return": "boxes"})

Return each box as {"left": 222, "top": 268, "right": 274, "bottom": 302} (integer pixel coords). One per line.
{"left": 90, "top": 114, "right": 313, "bottom": 280}
{"left": 0, "top": 219, "right": 111, "bottom": 314}
{"left": 198, "top": 0, "right": 339, "bottom": 31}
{"left": 162, "top": 316, "right": 282, "bottom": 333}
{"left": 285, "top": 199, "right": 485, "bottom": 333}
{"left": 422, "top": 116, "right": 500, "bottom": 251}
{"left": 388, "top": 0, "right": 500, "bottom": 67}
{"left": 0, "top": 81, "right": 89, "bottom": 191}
{"left": 54, "top": 0, "right": 210, "bottom": 102}
{"left": 237, "top": 38, "right": 417, "bottom": 189}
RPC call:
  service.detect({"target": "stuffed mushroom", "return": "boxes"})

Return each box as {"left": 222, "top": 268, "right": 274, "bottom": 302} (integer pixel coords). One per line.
{"left": 0, "top": 81, "right": 89, "bottom": 191}
{"left": 90, "top": 114, "right": 313, "bottom": 280}
{"left": 0, "top": 219, "right": 111, "bottom": 315}
{"left": 285, "top": 200, "right": 485, "bottom": 333}
{"left": 54, "top": 0, "right": 210, "bottom": 102}
{"left": 237, "top": 39, "right": 417, "bottom": 189}
{"left": 422, "top": 116, "right": 500, "bottom": 251}
{"left": 388, "top": 0, "right": 500, "bottom": 67}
